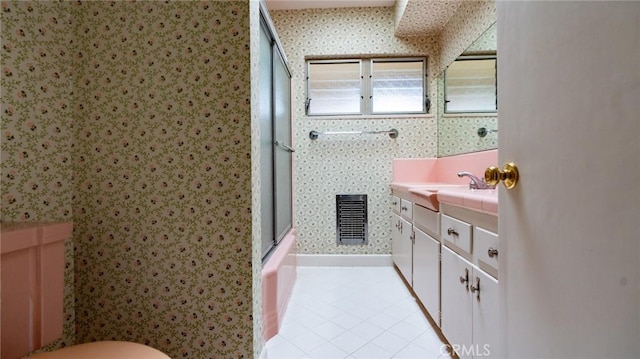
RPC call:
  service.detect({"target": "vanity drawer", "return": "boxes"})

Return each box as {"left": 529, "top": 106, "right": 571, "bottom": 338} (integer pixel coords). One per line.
{"left": 441, "top": 214, "right": 472, "bottom": 253}
{"left": 400, "top": 199, "right": 413, "bottom": 221}
{"left": 413, "top": 204, "right": 440, "bottom": 239}
{"left": 474, "top": 227, "right": 499, "bottom": 273}
{"left": 391, "top": 195, "right": 401, "bottom": 214}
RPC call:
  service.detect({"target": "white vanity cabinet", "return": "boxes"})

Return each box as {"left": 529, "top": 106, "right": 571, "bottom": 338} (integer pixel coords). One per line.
{"left": 441, "top": 246, "right": 499, "bottom": 358}
{"left": 391, "top": 190, "right": 442, "bottom": 323}
{"left": 439, "top": 204, "right": 499, "bottom": 358}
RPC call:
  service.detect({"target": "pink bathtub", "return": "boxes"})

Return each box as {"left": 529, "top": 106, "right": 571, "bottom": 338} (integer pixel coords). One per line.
{"left": 261, "top": 229, "right": 297, "bottom": 342}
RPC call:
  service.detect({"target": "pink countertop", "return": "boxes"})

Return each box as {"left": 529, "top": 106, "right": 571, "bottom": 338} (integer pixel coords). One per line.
{"left": 437, "top": 188, "right": 498, "bottom": 215}
{"left": 391, "top": 150, "right": 499, "bottom": 214}
{"left": 390, "top": 182, "right": 467, "bottom": 211}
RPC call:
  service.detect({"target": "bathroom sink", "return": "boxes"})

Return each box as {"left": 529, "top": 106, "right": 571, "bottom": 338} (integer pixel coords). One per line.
{"left": 406, "top": 184, "right": 467, "bottom": 211}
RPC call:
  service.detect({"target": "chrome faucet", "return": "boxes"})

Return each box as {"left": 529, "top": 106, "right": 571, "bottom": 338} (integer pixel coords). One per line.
{"left": 457, "top": 171, "right": 495, "bottom": 190}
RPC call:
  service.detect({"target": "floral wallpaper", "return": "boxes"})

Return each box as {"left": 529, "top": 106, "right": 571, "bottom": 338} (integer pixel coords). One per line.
{"left": 1, "top": 0, "right": 77, "bottom": 350}
{"left": 394, "top": 0, "right": 464, "bottom": 38}
{"left": 2, "top": 1, "right": 261, "bottom": 358}
{"left": 270, "top": 7, "right": 439, "bottom": 255}
{"left": 438, "top": 0, "right": 496, "bottom": 75}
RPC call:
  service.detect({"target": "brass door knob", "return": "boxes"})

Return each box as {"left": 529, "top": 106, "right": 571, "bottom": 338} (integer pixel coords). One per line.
{"left": 485, "top": 162, "right": 519, "bottom": 189}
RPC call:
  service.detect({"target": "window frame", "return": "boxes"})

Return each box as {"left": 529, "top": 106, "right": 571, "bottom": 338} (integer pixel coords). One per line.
{"left": 305, "top": 59, "right": 364, "bottom": 116}
{"left": 444, "top": 55, "right": 497, "bottom": 114}
{"left": 306, "top": 57, "right": 428, "bottom": 117}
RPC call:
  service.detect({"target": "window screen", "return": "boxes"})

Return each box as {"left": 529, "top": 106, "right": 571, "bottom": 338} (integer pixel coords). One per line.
{"left": 307, "top": 61, "right": 362, "bottom": 115}
{"left": 371, "top": 60, "right": 425, "bottom": 114}
{"left": 445, "top": 57, "right": 497, "bottom": 113}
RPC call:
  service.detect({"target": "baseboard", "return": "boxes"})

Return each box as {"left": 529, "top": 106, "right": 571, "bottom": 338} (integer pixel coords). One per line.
{"left": 296, "top": 254, "right": 392, "bottom": 267}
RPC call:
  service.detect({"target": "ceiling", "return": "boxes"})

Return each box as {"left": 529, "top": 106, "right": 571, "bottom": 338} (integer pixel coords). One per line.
{"left": 264, "top": 0, "right": 464, "bottom": 36}
{"left": 265, "top": 0, "right": 396, "bottom": 11}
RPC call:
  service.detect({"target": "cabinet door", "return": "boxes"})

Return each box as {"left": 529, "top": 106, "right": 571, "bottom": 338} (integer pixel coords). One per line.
{"left": 392, "top": 214, "right": 413, "bottom": 285}
{"left": 399, "top": 217, "right": 413, "bottom": 285}
{"left": 391, "top": 213, "right": 402, "bottom": 269}
{"left": 441, "top": 246, "right": 473, "bottom": 358}
{"left": 413, "top": 228, "right": 440, "bottom": 326}
{"left": 472, "top": 268, "right": 499, "bottom": 358}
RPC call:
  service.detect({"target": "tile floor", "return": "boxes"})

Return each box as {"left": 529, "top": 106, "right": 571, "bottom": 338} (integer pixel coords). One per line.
{"left": 262, "top": 266, "right": 451, "bottom": 359}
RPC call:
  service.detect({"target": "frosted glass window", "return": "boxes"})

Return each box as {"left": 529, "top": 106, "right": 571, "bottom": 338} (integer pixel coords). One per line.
{"left": 307, "top": 61, "right": 362, "bottom": 115}
{"left": 371, "top": 60, "right": 425, "bottom": 113}
{"left": 445, "top": 57, "right": 497, "bottom": 113}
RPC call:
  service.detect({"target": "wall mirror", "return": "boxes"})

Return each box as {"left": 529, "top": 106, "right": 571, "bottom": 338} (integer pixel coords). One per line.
{"left": 437, "top": 22, "right": 497, "bottom": 157}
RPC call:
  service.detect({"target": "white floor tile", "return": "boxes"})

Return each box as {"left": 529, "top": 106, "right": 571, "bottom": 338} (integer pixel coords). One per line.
{"left": 265, "top": 334, "right": 287, "bottom": 350}
{"left": 348, "top": 321, "right": 386, "bottom": 342}
{"left": 402, "top": 312, "right": 432, "bottom": 330}
{"left": 381, "top": 303, "right": 417, "bottom": 321}
{"left": 293, "top": 330, "right": 329, "bottom": 353}
{"left": 310, "top": 320, "right": 346, "bottom": 341}
{"left": 351, "top": 342, "right": 394, "bottom": 359}
{"left": 315, "top": 302, "right": 348, "bottom": 319}
{"left": 307, "top": 341, "right": 348, "bottom": 359}
{"left": 265, "top": 266, "right": 447, "bottom": 359}
{"left": 367, "top": 311, "right": 403, "bottom": 329}
{"left": 393, "top": 342, "right": 442, "bottom": 359}
{"left": 387, "top": 321, "right": 426, "bottom": 342}
{"left": 292, "top": 310, "right": 327, "bottom": 328}
{"left": 279, "top": 320, "right": 308, "bottom": 341}
{"left": 265, "top": 339, "right": 308, "bottom": 359}
{"left": 331, "top": 311, "right": 362, "bottom": 330}
{"left": 413, "top": 331, "right": 447, "bottom": 353}
{"left": 330, "top": 330, "right": 368, "bottom": 354}
{"left": 373, "top": 330, "right": 411, "bottom": 354}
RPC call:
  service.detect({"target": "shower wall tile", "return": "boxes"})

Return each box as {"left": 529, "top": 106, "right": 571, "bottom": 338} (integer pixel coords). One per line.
{"left": 271, "top": 7, "right": 438, "bottom": 255}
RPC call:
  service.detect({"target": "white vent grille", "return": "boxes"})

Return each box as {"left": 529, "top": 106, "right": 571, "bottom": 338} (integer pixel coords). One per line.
{"left": 336, "top": 195, "right": 368, "bottom": 245}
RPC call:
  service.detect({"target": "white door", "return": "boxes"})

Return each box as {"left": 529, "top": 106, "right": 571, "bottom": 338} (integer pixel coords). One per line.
{"left": 498, "top": 2, "right": 640, "bottom": 357}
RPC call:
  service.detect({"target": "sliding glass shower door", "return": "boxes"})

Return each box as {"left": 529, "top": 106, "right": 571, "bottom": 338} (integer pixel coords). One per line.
{"left": 260, "top": 15, "right": 292, "bottom": 260}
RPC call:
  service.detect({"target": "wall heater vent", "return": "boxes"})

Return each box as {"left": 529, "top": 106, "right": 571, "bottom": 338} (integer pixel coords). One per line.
{"left": 336, "top": 194, "right": 368, "bottom": 245}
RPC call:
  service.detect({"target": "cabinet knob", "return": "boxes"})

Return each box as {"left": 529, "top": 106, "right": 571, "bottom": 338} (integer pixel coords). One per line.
{"left": 392, "top": 201, "right": 397, "bottom": 206}
{"left": 447, "top": 228, "right": 459, "bottom": 236}
{"left": 401, "top": 206, "right": 408, "bottom": 211}
{"left": 470, "top": 277, "right": 481, "bottom": 297}
{"left": 487, "top": 247, "right": 498, "bottom": 258}
{"left": 459, "top": 268, "right": 469, "bottom": 286}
